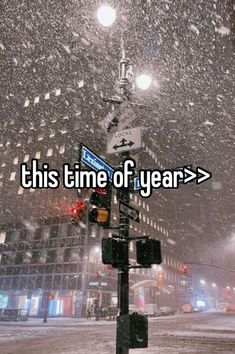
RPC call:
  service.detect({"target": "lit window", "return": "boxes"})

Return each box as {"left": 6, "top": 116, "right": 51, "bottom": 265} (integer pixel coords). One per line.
{"left": 114, "top": 195, "right": 117, "bottom": 204}
{"left": 24, "top": 99, "right": 30, "bottom": 107}
{"left": 45, "top": 92, "right": 50, "bottom": 100}
{"left": 146, "top": 204, "right": 149, "bottom": 212}
{"left": 24, "top": 154, "right": 29, "bottom": 162}
{"left": 38, "top": 134, "right": 44, "bottom": 141}
{"left": 0, "top": 232, "right": 6, "bottom": 244}
{"left": 34, "top": 96, "right": 40, "bottom": 104}
{"left": 59, "top": 145, "right": 65, "bottom": 154}
{"left": 63, "top": 116, "right": 69, "bottom": 120}
{"left": 40, "top": 120, "right": 45, "bottom": 127}
{"left": 49, "top": 130, "right": 55, "bottom": 138}
{"left": 143, "top": 201, "right": 146, "bottom": 209}
{"left": 130, "top": 193, "right": 133, "bottom": 199}
{"left": 19, "top": 128, "right": 24, "bottom": 133}
{"left": 60, "top": 128, "right": 67, "bottom": 135}
{"left": 13, "top": 157, "right": 18, "bottom": 165}
{"left": 78, "top": 80, "right": 84, "bottom": 88}
{"left": 18, "top": 186, "right": 24, "bottom": 195}
{"left": 16, "top": 142, "right": 21, "bottom": 147}
{"left": 55, "top": 88, "right": 61, "bottom": 96}
{"left": 147, "top": 217, "right": 149, "bottom": 225}
{"left": 47, "top": 148, "right": 53, "bottom": 157}
{"left": 10, "top": 172, "right": 16, "bottom": 181}
{"left": 1, "top": 163, "right": 5, "bottom": 167}
{"left": 35, "top": 151, "right": 41, "bottom": 159}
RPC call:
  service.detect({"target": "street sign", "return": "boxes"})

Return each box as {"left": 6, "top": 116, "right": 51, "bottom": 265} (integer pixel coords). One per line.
{"left": 107, "top": 127, "right": 142, "bottom": 154}
{"left": 80, "top": 145, "right": 114, "bottom": 182}
{"left": 99, "top": 101, "right": 137, "bottom": 133}
{"left": 119, "top": 200, "right": 139, "bottom": 223}
{"left": 133, "top": 176, "right": 140, "bottom": 191}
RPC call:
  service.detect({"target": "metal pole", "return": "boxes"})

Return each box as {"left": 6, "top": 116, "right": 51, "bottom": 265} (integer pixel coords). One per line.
{"left": 80, "top": 202, "right": 89, "bottom": 318}
{"left": 43, "top": 293, "right": 49, "bottom": 323}
{"left": 116, "top": 42, "right": 132, "bottom": 353}
{"left": 116, "top": 154, "right": 130, "bottom": 354}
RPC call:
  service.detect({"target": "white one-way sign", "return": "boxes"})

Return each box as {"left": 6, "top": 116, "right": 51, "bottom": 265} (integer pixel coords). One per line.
{"left": 106, "top": 127, "right": 142, "bottom": 154}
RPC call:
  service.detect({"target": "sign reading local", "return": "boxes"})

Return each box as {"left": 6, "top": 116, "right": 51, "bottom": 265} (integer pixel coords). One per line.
{"left": 119, "top": 200, "right": 140, "bottom": 223}
{"left": 107, "top": 127, "right": 142, "bottom": 154}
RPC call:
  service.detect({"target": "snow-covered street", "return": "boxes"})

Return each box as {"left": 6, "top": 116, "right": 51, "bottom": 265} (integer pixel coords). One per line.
{"left": 1, "top": 312, "right": 235, "bottom": 354}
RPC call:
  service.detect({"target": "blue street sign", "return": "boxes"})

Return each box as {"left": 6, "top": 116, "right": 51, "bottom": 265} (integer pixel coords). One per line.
{"left": 133, "top": 176, "right": 140, "bottom": 190}
{"left": 80, "top": 145, "right": 114, "bottom": 182}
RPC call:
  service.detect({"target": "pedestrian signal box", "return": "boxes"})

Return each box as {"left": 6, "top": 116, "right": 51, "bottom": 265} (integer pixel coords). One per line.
{"left": 136, "top": 239, "right": 162, "bottom": 266}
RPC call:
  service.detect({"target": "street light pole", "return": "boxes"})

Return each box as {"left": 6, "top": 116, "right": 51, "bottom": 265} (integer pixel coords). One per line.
{"left": 116, "top": 47, "right": 132, "bottom": 354}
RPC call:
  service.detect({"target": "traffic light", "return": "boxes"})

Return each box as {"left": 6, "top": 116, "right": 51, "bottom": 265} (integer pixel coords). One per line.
{"left": 70, "top": 200, "right": 85, "bottom": 225}
{"left": 136, "top": 239, "right": 162, "bottom": 266}
{"left": 182, "top": 264, "right": 188, "bottom": 274}
{"left": 89, "top": 185, "right": 112, "bottom": 228}
{"left": 102, "top": 237, "right": 128, "bottom": 268}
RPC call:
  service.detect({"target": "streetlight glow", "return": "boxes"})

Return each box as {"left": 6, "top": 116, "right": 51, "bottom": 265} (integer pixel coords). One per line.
{"left": 200, "top": 279, "right": 206, "bottom": 285}
{"left": 212, "top": 283, "right": 216, "bottom": 288}
{"left": 136, "top": 74, "right": 152, "bottom": 90}
{"left": 97, "top": 5, "right": 116, "bottom": 27}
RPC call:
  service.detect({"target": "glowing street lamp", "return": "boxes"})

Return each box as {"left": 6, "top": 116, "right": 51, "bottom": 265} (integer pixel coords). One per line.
{"left": 97, "top": 5, "right": 116, "bottom": 27}
{"left": 200, "top": 279, "right": 206, "bottom": 285}
{"left": 212, "top": 283, "right": 216, "bottom": 288}
{"left": 136, "top": 74, "right": 152, "bottom": 90}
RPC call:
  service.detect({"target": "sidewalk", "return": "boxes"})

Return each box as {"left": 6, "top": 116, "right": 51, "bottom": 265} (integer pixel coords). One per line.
{"left": 0, "top": 316, "right": 115, "bottom": 327}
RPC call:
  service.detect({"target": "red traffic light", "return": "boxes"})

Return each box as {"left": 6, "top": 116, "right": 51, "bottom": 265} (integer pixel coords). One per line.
{"left": 95, "top": 187, "right": 108, "bottom": 196}
{"left": 182, "top": 264, "right": 187, "bottom": 274}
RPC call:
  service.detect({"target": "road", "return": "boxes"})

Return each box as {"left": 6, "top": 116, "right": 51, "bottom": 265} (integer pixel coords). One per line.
{"left": 1, "top": 312, "right": 235, "bottom": 354}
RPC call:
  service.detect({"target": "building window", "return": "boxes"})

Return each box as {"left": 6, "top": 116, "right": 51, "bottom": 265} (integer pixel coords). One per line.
{"left": 10, "top": 172, "right": 16, "bottom": 181}
{"left": 24, "top": 154, "right": 29, "bottom": 162}
{"left": 34, "top": 96, "right": 40, "bottom": 104}
{"left": 78, "top": 80, "right": 84, "bottom": 88}
{"left": 0, "top": 232, "right": 6, "bottom": 244}
{"left": 18, "top": 186, "right": 24, "bottom": 195}
{"left": 45, "top": 92, "right": 50, "bottom": 100}
{"left": 59, "top": 128, "right": 67, "bottom": 135}
{"left": 24, "top": 99, "right": 30, "bottom": 107}
{"left": 55, "top": 88, "right": 61, "bottom": 96}
{"left": 49, "top": 130, "right": 55, "bottom": 138}
{"left": 59, "top": 145, "right": 65, "bottom": 154}
{"left": 35, "top": 151, "right": 41, "bottom": 159}
{"left": 47, "top": 148, "right": 53, "bottom": 157}
{"left": 13, "top": 157, "right": 18, "bottom": 165}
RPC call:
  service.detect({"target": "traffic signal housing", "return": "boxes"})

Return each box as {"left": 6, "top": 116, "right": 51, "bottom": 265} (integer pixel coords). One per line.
{"left": 102, "top": 237, "right": 128, "bottom": 268}
{"left": 70, "top": 200, "right": 85, "bottom": 225}
{"left": 182, "top": 264, "right": 188, "bottom": 274}
{"left": 136, "top": 239, "right": 162, "bottom": 266}
{"left": 89, "top": 185, "right": 112, "bottom": 228}
{"left": 117, "top": 313, "right": 148, "bottom": 349}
